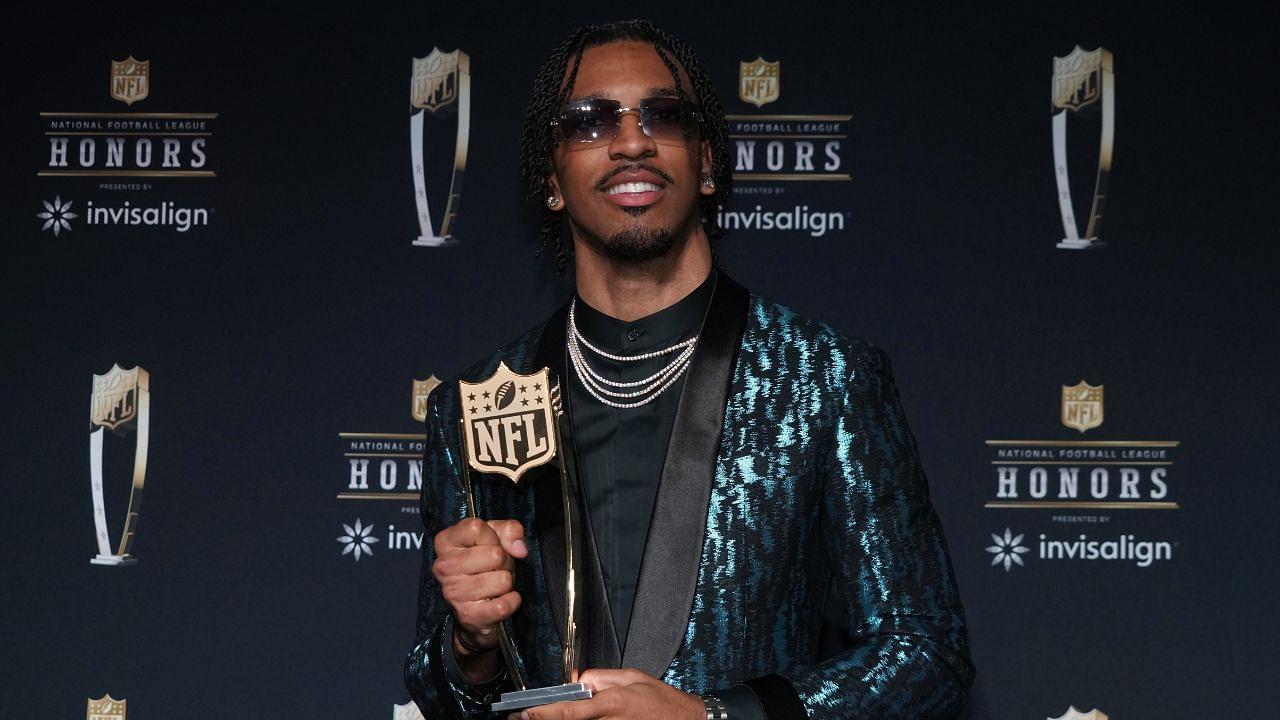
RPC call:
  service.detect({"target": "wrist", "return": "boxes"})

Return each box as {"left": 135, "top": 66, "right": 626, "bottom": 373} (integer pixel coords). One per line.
{"left": 451, "top": 625, "right": 502, "bottom": 687}
{"left": 452, "top": 625, "right": 496, "bottom": 657}
{"left": 700, "top": 692, "right": 728, "bottom": 720}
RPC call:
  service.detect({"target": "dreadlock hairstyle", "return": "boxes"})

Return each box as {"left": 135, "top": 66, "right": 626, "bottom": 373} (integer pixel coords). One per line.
{"left": 519, "top": 19, "right": 733, "bottom": 275}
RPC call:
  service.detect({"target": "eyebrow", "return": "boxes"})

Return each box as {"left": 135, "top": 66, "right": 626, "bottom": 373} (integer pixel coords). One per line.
{"left": 566, "top": 86, "right": 682, "bottom": 104}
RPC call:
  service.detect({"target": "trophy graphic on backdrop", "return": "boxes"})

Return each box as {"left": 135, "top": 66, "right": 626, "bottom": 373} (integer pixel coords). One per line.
{"left": 456, "top": 362, "right": 592, "bottom": 712}
{"left": 409, "top": 48, "right": 470, "bottom": 247}
{"left": 88, "top": 364, "right": 150, "bottom": 566}
{"left": 1051, "top": 45, "right": 1114, "bottom": 250}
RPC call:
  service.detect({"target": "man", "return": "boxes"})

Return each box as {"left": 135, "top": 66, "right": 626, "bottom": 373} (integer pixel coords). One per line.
{"left": 406, "top": 20, "right": 973, "bottom": 720}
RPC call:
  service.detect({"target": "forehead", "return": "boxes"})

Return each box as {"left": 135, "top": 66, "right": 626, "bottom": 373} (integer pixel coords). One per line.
{"left": 564, "top": 40, "right": 691, "bottom": 101}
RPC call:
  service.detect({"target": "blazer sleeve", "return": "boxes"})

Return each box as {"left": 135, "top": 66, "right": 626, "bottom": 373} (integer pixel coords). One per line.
{"left": 404, "top": 391, "right": 509, "bottom": 719}
{"left": 769, "top": 346, "right": 975, "bottom": 719}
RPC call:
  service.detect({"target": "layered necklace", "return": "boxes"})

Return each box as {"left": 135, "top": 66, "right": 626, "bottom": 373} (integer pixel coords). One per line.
{"left": 567, "top": 298, "right": 698, "bottom": 409}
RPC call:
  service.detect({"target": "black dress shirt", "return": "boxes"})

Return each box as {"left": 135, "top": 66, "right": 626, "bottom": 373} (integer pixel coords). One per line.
{"left": 568, "top": 270, "right": 715, "bottom": 651}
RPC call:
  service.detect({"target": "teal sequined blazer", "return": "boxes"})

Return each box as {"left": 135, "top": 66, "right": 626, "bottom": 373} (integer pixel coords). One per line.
{"left": 406, "top": 273, "right": 973, "bottom": 718}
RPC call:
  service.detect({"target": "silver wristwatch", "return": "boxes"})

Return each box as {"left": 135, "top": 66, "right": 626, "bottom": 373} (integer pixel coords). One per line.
{"left": 701, "top": 693, "right": 729, "bottom": 720}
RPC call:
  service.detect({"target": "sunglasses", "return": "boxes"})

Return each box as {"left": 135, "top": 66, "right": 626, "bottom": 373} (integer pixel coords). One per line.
{"left": 552, "top": 97, "right": 701, "bottom": 145}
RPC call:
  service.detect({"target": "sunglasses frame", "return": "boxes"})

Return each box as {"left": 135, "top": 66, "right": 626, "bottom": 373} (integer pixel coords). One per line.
{"left": 551, "top": 96, "right": 702, "bottom": 145}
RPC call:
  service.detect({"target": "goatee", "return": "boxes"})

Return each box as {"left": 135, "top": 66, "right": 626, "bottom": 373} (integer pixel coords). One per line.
{"left": 601, "top": 224, "right": 678, "bottom": 263}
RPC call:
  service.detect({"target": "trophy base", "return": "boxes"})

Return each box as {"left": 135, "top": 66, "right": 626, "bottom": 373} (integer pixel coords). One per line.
{"left": 489, "top": 683, "right": 592, "bottom": 713}
{"left": 1057, "top": 238, "right": 1106, "bottom": 250}
{"left": 91, "top": 554, "right": 137, "bottom": 566}
{"left": 412, "top": 236, "right": 459, "bottom": 248}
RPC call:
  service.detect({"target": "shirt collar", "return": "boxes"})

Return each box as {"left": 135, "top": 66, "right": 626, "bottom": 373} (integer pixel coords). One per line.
{"left": 573, "top": 269, "right": 716, "bottom": 353}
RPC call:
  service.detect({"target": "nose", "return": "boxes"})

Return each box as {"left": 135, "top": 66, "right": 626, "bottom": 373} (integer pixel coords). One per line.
{"left": 608, "top": 109, "right": 656, "bottom": 159}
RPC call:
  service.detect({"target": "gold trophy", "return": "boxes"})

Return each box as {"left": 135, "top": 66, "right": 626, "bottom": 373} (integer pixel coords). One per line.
{"left": 1051, "top": 45, "right": 1114, "bottom": 249}
{"left": 456, "top": 362, "right": 592, "bottom": 712}
{"left": 88, "top": 364, "right": 150, "bottom": 566}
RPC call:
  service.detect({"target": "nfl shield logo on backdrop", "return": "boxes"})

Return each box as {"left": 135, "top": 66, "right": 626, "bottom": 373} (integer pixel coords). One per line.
{"left": 110, "top": 56, "right": 149, "bottom": 105}
{"left": 412, "top": 375, "right": 441, "bottom": 423}
{"left": 1061, "top": 380, "right": 1104, "bottom": 433}
{"left": 739, "top": 57, "right": 780, "bottom": 107}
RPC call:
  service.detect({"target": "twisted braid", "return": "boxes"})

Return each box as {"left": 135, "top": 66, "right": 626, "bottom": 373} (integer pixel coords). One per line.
{"left": 518, "top": 20, "right": 732, "bottom": 276}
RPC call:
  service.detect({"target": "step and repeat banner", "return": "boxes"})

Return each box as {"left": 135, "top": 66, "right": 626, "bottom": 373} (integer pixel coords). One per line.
{"left": 4, "top": 2, "right": 1276, "bottom": 718}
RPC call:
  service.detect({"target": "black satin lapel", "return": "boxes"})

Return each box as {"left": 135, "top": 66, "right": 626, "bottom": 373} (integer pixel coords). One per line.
{"left": 532, "top": 303, "right": 622, "bottom": 670}
{"left": 624, "top": 271, "right": 750, "bottom": 677}
{"left": 571, "top": 446, "right": 622, "bottom": 669}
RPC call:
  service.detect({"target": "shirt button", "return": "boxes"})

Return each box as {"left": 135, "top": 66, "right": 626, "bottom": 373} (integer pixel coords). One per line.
{"left": 626, "top": 328, "right": 642, "bottom": 342}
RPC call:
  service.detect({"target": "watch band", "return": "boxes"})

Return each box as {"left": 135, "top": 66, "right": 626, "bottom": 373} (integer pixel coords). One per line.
{"left": 702, "top": 693, "right": 729, "bottom": 720}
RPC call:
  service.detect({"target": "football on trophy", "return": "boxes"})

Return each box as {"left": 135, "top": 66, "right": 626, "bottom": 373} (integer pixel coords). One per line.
{"left": 494, "top": 380, "right": 517, "bottom": 410}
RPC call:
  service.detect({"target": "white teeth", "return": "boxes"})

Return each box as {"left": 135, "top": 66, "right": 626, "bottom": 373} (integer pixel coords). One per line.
{"left": 606, "top": 182, "right": 660, "bottom": 195}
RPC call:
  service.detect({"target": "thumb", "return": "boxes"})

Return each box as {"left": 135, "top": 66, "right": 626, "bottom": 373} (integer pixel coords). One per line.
{"left": 486, "top": 519, "right": 528, "bottom": 559}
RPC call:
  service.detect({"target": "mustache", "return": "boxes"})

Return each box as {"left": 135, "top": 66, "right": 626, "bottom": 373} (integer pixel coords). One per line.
{"left": 595, "top": 163, "right": 675, "bottom": 190}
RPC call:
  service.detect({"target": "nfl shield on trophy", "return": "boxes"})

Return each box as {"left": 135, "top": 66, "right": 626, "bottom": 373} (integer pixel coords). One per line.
{"left": 88, "top": 364, "right": 151, "bottom": 566}
{"left": 456, "top": 362, "right": 593, "bottom": 712}
{"left": 409, "top": 48, "right": 471, "bottom": 247}
{"left": 1051, "top": 45, "right": 1114, "bottom": 250}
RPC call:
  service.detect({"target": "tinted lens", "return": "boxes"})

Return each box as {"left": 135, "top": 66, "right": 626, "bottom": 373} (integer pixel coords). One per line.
{"left": 557, "top": 101, "right": 620, "bottom": 144}
{"left": 639, "top": 98, "right": 695, "bottom": 140}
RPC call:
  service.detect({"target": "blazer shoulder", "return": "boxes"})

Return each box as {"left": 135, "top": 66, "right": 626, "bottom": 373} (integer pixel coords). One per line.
{"left": 745, "top": 294, "right": 880, "bottom": 372}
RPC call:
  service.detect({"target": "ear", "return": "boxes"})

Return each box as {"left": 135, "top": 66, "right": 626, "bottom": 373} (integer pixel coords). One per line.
{"left": 698, "top": 139, "right": 715, "bottom": 196}
{"left": 545, "top": 172, "right": 564, "bottom": 211}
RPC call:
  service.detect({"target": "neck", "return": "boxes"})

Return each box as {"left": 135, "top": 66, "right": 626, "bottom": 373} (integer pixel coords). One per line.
{"left": 572, "top": 227, "right": 713, "bottom": 322}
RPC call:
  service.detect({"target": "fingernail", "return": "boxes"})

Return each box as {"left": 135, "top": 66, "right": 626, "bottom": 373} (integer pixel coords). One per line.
{"left": 512, "top": 539, "right": 527, "bottom": 555}
{"left": 520, "top": 712, "right": 530, "bottom": 720}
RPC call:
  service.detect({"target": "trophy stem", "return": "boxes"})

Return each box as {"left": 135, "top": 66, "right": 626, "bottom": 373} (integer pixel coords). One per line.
{"left": 552, "top": 406, "right": 585, "bottom": 684}
{"left": 456, "top": 419, "right": 527, "bottom": 691}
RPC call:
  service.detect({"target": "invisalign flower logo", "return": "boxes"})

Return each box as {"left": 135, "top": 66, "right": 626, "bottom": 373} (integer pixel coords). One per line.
{"left": 37, "top": 196, "right": 77, "bottom": 236}
{"left": 338, "top": 519, "right": 380, "bottom": 561}
{"left": 986, "top": 528, "right": 1030, "bottom": 571}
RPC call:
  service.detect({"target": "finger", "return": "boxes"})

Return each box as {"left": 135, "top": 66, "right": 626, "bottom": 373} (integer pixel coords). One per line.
{"left": 435, "top": 543, "right": 510, "bottom": 577}
{"left": 435, "top": 517, "right": 501, "bottom": 554}
{"left": 579, "top": 668, "right": 654, "bottom": 693}
{"left": 524, "top": 693, "right": 608, "bottom": 720}
{"left": 487, "top": 519, "right": 529, "bottom": 559}
{"left": 454, "top": 590, "right": 523, "bottom": 629}
{"left": 440, "top": 569, "right": 515, "bottom": 604}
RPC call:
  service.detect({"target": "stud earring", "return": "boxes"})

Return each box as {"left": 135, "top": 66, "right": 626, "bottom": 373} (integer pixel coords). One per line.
{"left": 546, "top": 195, "right": 560, "bottom": 209}
{"left": 702, "top": 177, "right": 716, "bottom": 191}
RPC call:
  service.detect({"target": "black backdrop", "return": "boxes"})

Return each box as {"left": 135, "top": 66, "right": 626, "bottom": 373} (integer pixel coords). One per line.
{"left": 5, "top": 2, "right": 1278, "bottom": 718}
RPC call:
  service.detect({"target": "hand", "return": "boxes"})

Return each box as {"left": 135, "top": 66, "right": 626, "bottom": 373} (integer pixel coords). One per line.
{"left": 520, "top": 668, "right": 704, "bottom": 720}
{"left": 432, "top": 518, "right": 528, "bottom": 654}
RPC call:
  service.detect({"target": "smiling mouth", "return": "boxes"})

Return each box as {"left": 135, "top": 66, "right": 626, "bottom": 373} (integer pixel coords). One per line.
{"left": 606, "top": 181, "right": 663, "bottom": 195}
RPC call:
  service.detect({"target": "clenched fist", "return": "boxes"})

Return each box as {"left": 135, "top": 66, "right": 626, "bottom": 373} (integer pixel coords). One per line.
{"left": 432, "top": 517, "right": 528, "bottom": 682}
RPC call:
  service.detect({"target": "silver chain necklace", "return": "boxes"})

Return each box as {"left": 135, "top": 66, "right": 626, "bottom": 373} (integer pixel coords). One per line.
{"left": 567, "top": 298, "right": 698, "bottom": 409}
